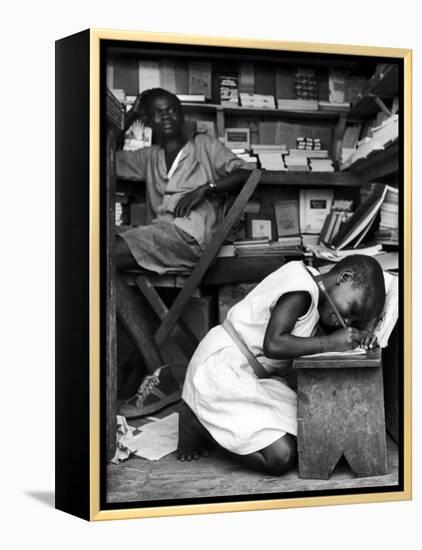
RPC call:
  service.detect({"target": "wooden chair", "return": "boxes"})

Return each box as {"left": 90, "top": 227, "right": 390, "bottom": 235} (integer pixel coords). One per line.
{"left": 131, "top": 168, "right": 262, "bottom": 360}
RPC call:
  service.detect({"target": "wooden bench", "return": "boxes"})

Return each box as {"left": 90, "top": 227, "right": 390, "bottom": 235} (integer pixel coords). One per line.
{"left": 293, "top": 347, "right": 388, "bottom": 479}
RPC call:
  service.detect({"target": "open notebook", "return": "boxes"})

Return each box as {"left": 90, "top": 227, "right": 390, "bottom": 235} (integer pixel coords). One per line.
{"left": 306, "top": 271, "right": 398, "bottom": 358}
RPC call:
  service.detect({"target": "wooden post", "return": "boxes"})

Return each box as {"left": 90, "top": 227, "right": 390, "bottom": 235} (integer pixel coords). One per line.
{"left": 106, "top": 127, "right": 117, "bottom": 463}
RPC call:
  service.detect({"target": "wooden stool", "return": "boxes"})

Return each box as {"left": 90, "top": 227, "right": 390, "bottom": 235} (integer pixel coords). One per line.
{"left": 293, "top": 348, "right": 387, "bottom": 479}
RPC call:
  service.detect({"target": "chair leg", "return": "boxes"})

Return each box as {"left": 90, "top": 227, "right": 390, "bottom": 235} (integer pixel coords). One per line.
{"left": 155, "top": 169, "right": 262, "bottom": 346}
{"left": 135, "top": 275, "right": 198, "bottom": 359}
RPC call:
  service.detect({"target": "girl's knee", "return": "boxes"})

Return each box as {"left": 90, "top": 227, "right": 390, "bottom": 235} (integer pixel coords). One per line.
{"left": 265, "top": 435, "right": 297, "bottom": 476}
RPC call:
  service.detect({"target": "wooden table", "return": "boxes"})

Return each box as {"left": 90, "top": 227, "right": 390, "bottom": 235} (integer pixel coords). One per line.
{"left": 293, "top": 347, "right": 387, "bottom": 480}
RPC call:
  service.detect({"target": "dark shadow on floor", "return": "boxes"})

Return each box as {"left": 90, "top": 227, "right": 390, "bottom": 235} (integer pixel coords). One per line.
{"left": 25, "top": 491, "right": 55, "bottom": 508}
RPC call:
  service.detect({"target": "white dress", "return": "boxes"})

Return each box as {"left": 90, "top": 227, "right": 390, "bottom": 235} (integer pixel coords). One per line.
{"left": 182, "top": 261, "right": 321, "bottom": 455}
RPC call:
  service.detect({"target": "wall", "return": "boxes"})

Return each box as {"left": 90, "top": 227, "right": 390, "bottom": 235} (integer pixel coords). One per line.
{"left": 2, "top": 1, "right": 420, "bottom": 549}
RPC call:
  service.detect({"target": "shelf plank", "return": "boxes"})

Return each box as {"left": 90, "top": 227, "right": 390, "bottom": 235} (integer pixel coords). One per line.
{"left": 260, "top": 170, "right": 360, "bottom": 187}
{"left": 181, "top": 102, "right": 345, "bottom": 119}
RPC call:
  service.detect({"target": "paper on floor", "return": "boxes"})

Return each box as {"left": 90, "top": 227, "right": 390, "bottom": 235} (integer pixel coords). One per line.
{"left": 112, "top": 413, "right": 179, "bottom": 464}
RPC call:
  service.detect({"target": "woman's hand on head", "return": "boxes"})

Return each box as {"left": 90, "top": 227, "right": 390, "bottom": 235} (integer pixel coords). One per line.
{"left": 174, "top": 185, "right": 208, "bottom": 218}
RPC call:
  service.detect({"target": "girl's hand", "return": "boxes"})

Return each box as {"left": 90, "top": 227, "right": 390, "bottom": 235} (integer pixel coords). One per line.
{"left": 359, "top": 330, "right": 378, "bottom": 349}
{"left": 326, "top": 327, "right": 363, "bottom": 352}
{"left": 174, "top": 185, "right": 208, "bottom": 218}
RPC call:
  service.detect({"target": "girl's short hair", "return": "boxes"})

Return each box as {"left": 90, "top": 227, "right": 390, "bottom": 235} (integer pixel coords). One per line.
{"left": 332, "top": 255, "right": 386, "bottom": 321}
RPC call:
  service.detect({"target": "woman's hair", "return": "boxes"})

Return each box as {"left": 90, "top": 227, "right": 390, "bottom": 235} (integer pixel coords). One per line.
{"left": 135, "top": 88, "right": 182, "bottom": 120}
{"left": 332, "top": 254, "right": 386, "bottom": 321}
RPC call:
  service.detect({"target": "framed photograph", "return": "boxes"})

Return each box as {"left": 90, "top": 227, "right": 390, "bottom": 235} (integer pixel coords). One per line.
{"left": 245, "top": 212, "right": 276, "bottom": 240}
{"left": 56, "top": 29, "right": 412, "bottom": 521}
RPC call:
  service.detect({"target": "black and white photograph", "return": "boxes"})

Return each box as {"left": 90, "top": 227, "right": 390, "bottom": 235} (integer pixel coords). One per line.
{"left": 98, "top": 33, "right": 407, "bottom": 513}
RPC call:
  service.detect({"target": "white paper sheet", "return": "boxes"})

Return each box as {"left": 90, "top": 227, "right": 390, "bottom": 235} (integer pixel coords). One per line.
{"left": 112, "top": 413, "right": 179, "bottom": 464}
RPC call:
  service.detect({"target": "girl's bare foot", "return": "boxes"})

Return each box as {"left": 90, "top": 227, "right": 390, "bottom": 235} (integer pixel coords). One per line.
{"left": 177, "top": 401, "right": 214, "bottom": 461}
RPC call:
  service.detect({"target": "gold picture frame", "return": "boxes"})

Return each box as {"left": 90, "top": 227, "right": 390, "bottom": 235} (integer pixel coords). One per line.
{"left": 55, "top": 28, "right": 412, "bottom": 521}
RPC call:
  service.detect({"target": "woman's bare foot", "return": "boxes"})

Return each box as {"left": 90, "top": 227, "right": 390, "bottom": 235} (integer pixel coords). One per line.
{"left": 177, "top": 401, "right": 213, "bottom": 461}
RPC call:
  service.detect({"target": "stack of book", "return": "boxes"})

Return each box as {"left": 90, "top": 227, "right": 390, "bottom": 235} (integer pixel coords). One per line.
{"left": 308, "top": 157, "right": 334, "bottom": 172}
{"left": 320, "top": 209, "right": 353, "bottom": 245}
{"left": 231, "top": 148, "right": 259, "bottom": 168}
{"left": 318, "top": 100, "right": 350, "bottom": 112}
{"left": 106, "top": 88, "right": 125, "bottom": 130}
{"left": 377, "top": 186, "right": 399, "bottom": 244}
{"left": 282, "top": 149, "right": 310, "bottom": 171}
{"left": 341, "top": 115, "right": 398, "bottom": 170}
{"left": 252, "top": 145, "right": 288, "bottom": 170}
{"left": 233, "top": 238, "right": 302, "bottom": 258}
{"left": 240, "top": 93, "right": 276, "bottom": 109}
{"left": 325, "top": 183, "right": 398, "bottom": 251}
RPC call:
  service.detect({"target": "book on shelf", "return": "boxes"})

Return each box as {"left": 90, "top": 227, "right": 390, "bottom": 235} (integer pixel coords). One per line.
{"left": 275, "top": 67, "right": 295, "bottom": 100}
{"left": 277, "top": 99, "right": 318, "bottom": 111}
{"left": 307, "top": 242, "right": 383, "bottom": 263}
{"left": 174, "top": 59, "right": 189, "bottom": 94}
{"left": 188, "top": 61, "right": 212, "bottom": 99}
{"left": 299, "top": 189, "right": 334, "bottom": 234}
{"left": 287, "top": 148, "right": 329, "bottom": 158}
{"left": 318, "top": 100, "right": 350, "bottom": 112}
{"left": 255, "top": 65, "right": 275, "bottom": 96}
{"left": 327, "top": 183, "right": 398, "bottom": 251}
{"left": 283, "top": 155, "right": 309, "bottom": 171}
{"left": 319, "top": 209, "right": 353, "bottom": 245}
{"left": 239, "top": 62, "right": 255, "bottom": 94}
{"left": 219, "top": 76, "right": 239, "bottom": 106}
{"left": 176, "top": 93, "right": 207, "bottom": 103}
{"left": 294, "top": 67, "right": 318, "bottom": 100}
{"left": 273, "top": 200, "right": 300, "bottom": 238}
{"left": 341, "top": 115, "right": 398, "bottom": 170}
{"left": 217, "top": 244, "right": 236, "bottom": 258}
{"left": 240, "top": 93, "right": 276, "bottom": 109}
{"left": 328, "top": 70, "right": 347, "bottom": 104}
{"left": 308, "top": 158, "right": 334, "bottom": 172}
{"left": 138, "top": 60, "right": 160, "bottom": 94}
{"left": 225, "top": 128, "right": 250, "bottom": 150}
{"left": 159, "top": 59, "right": 177, "bottom": 93}
{"left": 258, "top": 152, "right": 286, "bottom": 171}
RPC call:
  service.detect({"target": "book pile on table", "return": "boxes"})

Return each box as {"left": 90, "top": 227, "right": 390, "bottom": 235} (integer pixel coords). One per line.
{"left": 240, "top": 93, "right": 276, "bottom": 109}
